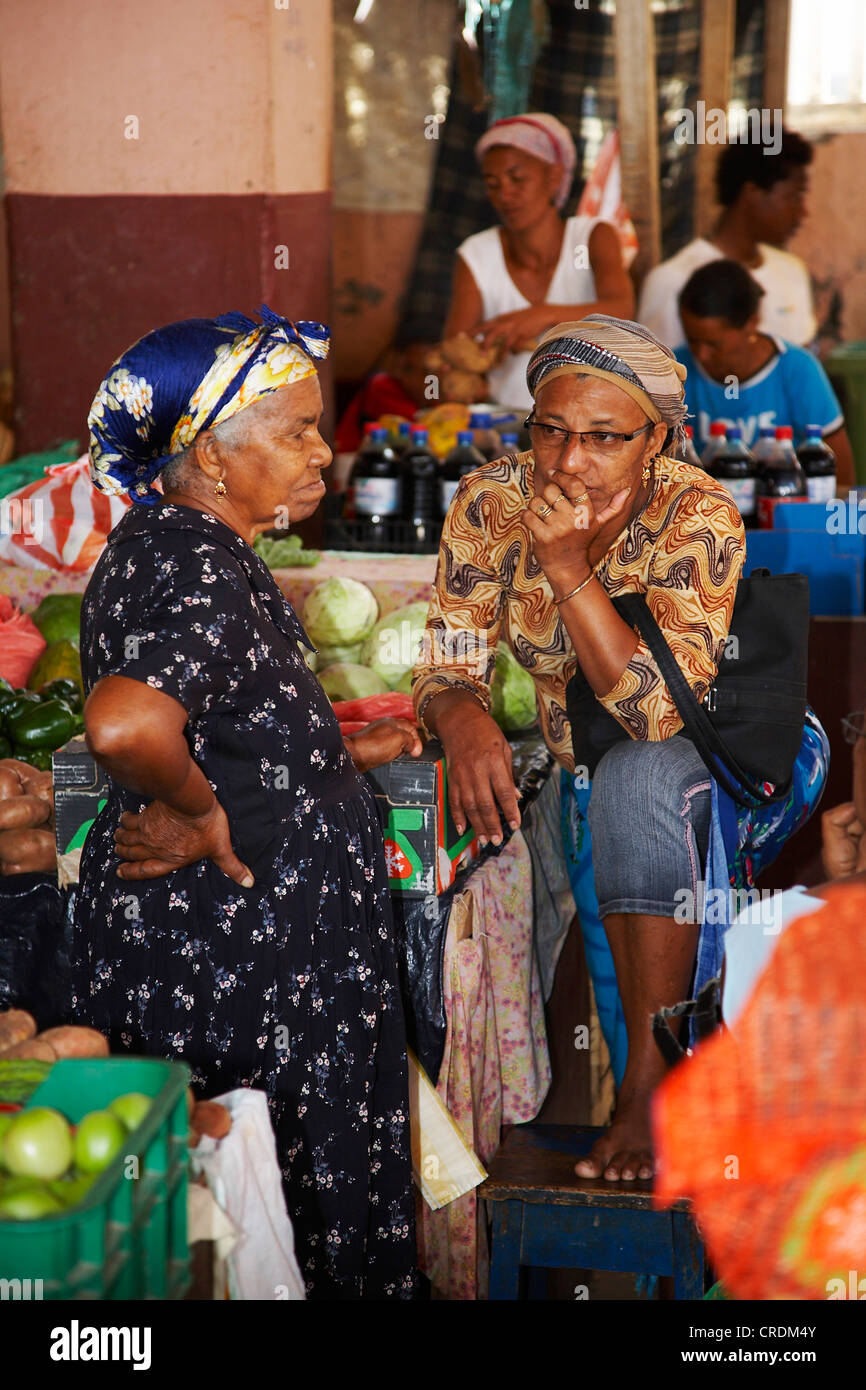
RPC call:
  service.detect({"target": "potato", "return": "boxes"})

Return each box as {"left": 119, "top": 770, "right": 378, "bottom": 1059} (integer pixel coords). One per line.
{"left": 0, "top": 827, "right": 56, "bottom": 876}
{"left": 0, "top": 767, "right": 24, "bottom": 801}
{"left": 0, "top": 760, "right": 53, "bottom": 804}
{"left": 440, "top": 332, "right": 498, "bottom": 373}
{"left": 0, "top": 1038, "right": 57, "bottom": 1062}
{"left": 37, "top": 1026, "right": 109, "bottom": 1059}
{"left": 0, "top": 1007, "right": 37, "bottom": 1053}
{"left": 441, "top": 368, "right": 488, "bottom": 404}
{"left": 0, "top": 795, "right": 51, "bottom": 831}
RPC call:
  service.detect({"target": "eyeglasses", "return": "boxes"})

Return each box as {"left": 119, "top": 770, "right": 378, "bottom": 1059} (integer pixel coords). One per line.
{"left": 524, "top": 414, "right": 653, "bottom": 458}
{"left": 841, "top": 710, "right": 866, "bottom": 745}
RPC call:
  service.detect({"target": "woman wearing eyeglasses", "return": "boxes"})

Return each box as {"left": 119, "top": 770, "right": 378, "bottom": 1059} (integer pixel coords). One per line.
{"left": 412, "top": 314, "right": 827, "bottom": 1184}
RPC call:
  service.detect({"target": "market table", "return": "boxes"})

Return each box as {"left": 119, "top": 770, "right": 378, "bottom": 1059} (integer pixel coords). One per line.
{"left": 0, "top": 549, "right": 439, "bottom": 618}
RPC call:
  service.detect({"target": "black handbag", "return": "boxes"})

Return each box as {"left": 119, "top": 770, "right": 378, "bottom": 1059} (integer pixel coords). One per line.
{"left": 566, "top": 569, "right": 809, "bottom": 806}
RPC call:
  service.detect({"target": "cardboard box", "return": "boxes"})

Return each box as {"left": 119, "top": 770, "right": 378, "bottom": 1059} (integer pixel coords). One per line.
{"left": 365, "top": 738, "right": 479, "bottom": 897}
{"left": 52, "top": 737, "right": 109, "bottom": 858}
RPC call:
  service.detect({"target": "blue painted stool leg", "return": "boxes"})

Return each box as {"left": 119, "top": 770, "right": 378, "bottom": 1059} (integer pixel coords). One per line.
{"left": 488, "top": 1200, "right": 523, "bottom": 1300}
{"left": 671, "top": 1210, "right": 705, "bottom": 1300}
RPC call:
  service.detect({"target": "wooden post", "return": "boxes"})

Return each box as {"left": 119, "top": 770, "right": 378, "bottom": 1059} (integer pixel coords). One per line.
{"left": 763, "top": 0, "right": 791, "bottom": 117}
{"left": 695, "top": 0, "right": 735, "bottom": 239}
{"left": 613, "top": 0, "right": 661, "bottom": 281}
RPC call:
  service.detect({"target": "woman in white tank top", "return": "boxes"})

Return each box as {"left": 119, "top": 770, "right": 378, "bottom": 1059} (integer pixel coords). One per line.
{"left": 442, "top": 113, "right": 634, "bottom": 409}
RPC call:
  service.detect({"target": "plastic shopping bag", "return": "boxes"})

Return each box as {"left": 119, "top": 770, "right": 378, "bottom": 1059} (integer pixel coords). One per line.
{"left": 0, "top": 455, "right": 130, "bottom": 571}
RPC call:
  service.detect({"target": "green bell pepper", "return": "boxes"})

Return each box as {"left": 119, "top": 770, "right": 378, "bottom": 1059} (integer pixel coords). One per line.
{"left": 40, "top": 678, "right": 83, "bottom": 712}
{"left": 0, "top": 736, "right": 12, "bottom": 759}
{"left": 2, "top": 691, "right": 43, "bottom": 727}
{"left": 6, "top": 697, "right": 76, "bottom": 750}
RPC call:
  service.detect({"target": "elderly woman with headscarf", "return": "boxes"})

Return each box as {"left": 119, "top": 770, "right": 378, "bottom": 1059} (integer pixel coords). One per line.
{"left": 72, "top": 308, "right": 419, "bottom": 1299}
{"left": 413, "top": 314, "right": 827, "bottom": 1185}
{"left": 442, "top": 112, "right": 634, "bottom": 409}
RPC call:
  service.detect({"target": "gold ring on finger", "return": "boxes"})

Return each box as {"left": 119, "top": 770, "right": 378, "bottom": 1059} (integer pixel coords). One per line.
{"left": 573, "top": 492, "right": 589, "bottom": 505}
{"left": 536, "top": 502, "right": 553, "bottom": 518}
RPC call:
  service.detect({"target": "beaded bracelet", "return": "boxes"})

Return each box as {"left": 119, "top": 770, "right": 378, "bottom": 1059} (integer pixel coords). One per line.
{"left": 554, "top": 572, "right": 596, "bottom": 606}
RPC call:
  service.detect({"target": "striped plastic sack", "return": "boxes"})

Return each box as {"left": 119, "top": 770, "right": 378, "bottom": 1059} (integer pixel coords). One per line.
{"left": 576, "top": 129, "right": 639, "bottom": 269}
{"left": 0, "top": 455, "right": 130, "bottom": 571}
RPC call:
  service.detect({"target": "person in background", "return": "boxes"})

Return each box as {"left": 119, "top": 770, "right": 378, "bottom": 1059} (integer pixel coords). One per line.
{"left": 676, "top": 258, "right": 855, "bottom": 487}
{"left": 443, "top": 113, "right": 634, "bottom": 410}
{"left": 638, "top": 128, "right": 815, "bottom": 351}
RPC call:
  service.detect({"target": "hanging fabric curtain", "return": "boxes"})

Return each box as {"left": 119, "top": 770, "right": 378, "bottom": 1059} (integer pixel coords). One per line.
{"left": 464, "top": 0, "right": 550, "bottom": 123}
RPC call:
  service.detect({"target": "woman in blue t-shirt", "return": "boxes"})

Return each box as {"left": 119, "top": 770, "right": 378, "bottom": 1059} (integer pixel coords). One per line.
{"left": 675, "top": 259, "right": 855, "bottom": 488}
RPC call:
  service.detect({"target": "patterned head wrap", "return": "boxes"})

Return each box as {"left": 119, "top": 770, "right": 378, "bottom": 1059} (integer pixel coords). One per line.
{"left": 526, "top": 314, "right": 688, "bottom": 448}
{"left": 88, "top": 305, "right": 330, "bottom": 504}
{"left": 475, "top": 112, "right": 577, "bottom": 210}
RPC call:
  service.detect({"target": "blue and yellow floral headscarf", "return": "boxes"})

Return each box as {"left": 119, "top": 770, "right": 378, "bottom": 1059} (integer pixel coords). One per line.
{"left": 88, "top": 305, "right": 330, "bottom": 504}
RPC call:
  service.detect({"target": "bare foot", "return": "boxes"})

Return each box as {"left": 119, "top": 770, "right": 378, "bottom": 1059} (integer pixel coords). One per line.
{"left": 574, "top": 1095, "right": 654, "bottom": 1182}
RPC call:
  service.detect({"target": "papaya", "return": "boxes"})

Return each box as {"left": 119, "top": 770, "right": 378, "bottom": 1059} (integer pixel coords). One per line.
{"left": 29, "top": 595, "right": 82, "bottom": 649}
{"left": 27, "top": 640, "right": 83, "bottom": 698}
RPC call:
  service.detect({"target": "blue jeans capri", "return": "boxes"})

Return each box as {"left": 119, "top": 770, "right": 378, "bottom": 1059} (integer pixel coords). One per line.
{"left": 587, "top": 735, "right": 712, "bottom": 919}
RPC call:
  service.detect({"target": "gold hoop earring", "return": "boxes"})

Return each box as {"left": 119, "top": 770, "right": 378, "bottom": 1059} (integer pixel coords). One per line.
{"left": 641, "top": 456, "right": 657, "bottom": 485}
{"left": 214, "top": 478, "right": 227, "bottom": 497}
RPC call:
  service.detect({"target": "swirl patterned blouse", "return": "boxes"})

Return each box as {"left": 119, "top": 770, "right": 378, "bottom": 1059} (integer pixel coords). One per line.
{"left": 413, "top": 450, "right": 745, "bottom": 772}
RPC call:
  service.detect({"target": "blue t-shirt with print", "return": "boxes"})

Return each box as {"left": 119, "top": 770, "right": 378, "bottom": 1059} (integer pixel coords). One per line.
{"left": 676, "top": 338, "right": 844, "bottom": 455}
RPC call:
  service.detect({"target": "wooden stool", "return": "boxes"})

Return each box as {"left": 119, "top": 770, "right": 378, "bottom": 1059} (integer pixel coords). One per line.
{"left": 482, "top": 1123, "right": 705, "bottom": 1299}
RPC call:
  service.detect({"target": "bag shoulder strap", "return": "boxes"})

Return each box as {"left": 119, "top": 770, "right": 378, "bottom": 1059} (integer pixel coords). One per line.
{"left": 613, "top": 591, "right": 781, "bottom": 805}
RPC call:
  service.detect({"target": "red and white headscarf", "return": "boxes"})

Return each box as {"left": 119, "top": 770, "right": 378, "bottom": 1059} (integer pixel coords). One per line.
{"left": 475, "top": 112, "right": 577, "bottom": 209}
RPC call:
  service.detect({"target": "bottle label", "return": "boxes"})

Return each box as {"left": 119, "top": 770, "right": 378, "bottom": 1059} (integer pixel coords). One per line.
{"left": 440, "top": 479, "right": 460, "bottom": 512}
{"left": 806, "top": 475, "right": 836, "bottom": 503}
{"left": 354, "top": 477, "right": 400, "bottom": 516}
{"left": 720, "top": 477, "right": 756, "bottom": 517}
{"left": 758, "top": 494, "right": 809, "bottom": 529}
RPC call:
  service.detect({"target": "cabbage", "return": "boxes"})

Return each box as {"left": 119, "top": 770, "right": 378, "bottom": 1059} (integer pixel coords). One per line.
{"left": 360, "top": 601, "right": 430, "bottom": 689}
{"left": 303, "top": 578, "right": 378, "bottom": 647}
{"left": 301, "top": 647, "right": 318, "bottom": 673}
{"left": 317, "top": 663, "right": 389, "bottom": 702}
{"left": 316, "top": 641, "right": 364, "bottom": 666}
{"left": 489, "top": 643, "right": 537, "bottom": 732}
{"left": 394, "top": 668, "right": 415, "bottom": 694}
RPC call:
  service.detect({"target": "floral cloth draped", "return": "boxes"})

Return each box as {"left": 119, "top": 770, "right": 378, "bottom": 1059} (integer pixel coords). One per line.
{"left": 417, "top": 831, "right": 550, "bottom": 1300}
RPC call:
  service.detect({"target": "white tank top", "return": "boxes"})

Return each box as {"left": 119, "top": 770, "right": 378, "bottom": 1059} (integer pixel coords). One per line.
{"left": 456, "top": 214, "right": 603, "bottom": 409}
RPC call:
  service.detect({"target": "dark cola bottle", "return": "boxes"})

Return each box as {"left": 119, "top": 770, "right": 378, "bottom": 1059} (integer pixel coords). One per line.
{"left": 708, "top": 426, "right": 758, "bottom": 529}
{"left": 403, "top": 426, "right": 440, "bottom": 549}
{"left": 348, "top": 426, "right": 402, "bottom": 547}
{"left": 797, "top": 425, "right": 837, "bottom": 504}
{"left": 755, "top": 425, "right": 807, "bottom": 528}
{"left": 440, "top": 431, "right": 486, "bottom": 518}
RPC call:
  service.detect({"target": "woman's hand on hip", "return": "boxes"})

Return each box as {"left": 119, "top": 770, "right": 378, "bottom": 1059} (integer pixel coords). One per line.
{"left": 522, "top": 477, "right": 629, "bottom": 598}
{"left": 432, "top": 697, "right": 520, "bottom": 846}
{"left": 345, "top": 718, "right": 423, "bottom": 774}
{"left": 114, "top": 797, "right": 254, "bottom": 886}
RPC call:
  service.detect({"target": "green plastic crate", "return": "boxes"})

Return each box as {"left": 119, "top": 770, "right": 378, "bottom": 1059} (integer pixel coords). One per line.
{"left": 0, "top": 1057, "right": 190, "bottom": 1300}
{"left": 826, "top": 342, "right": 866, "bottom": 486}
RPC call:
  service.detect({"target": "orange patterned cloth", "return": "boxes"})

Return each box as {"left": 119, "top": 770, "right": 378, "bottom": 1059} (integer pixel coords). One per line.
{"left": 653, "top": 882, "right": 866, "bottom": 1300}
{"left": 413, "top": 451, "right": 744, "bottom": 772}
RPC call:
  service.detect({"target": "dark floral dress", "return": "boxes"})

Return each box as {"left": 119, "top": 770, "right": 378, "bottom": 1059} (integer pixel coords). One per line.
{"left": 71, "top": 501, "right": 416, "bottom": 1300}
